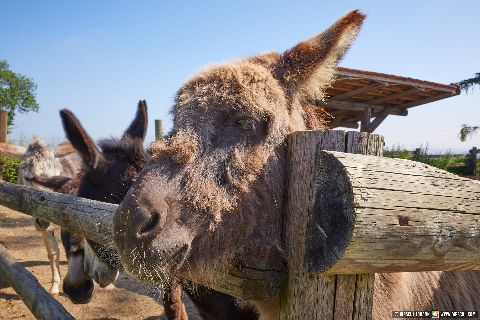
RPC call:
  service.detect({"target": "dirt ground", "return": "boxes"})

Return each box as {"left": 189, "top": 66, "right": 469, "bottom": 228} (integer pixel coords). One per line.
{"left": 0, "top": 205, "right": 200, "bottom": 320}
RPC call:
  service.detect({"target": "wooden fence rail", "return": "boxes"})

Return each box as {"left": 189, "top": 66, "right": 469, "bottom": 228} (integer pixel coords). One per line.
{"left": 1, "top": 130, "right": 480, "bottom": 319}
{"left": 0, "top": 243, "right": 74, "bottom": 319}
{"left": 0, "top": 182, "right": 115, "bottom": 246}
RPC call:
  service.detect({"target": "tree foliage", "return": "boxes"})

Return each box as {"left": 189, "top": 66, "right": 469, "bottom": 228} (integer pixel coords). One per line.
{"left": 459, "top": 124, "right": 479, "bottom": 142}
{"left": 457, "top": 73, "right": 480, "bottom": 94}
{"left": 0, "top": 154, "right": 20, "bottom": 182}
{"left": 457, "top": 73, "right": 480, "bottom": 142}
{"left": 0, "top": 60, "right": 40, "bottom": 128}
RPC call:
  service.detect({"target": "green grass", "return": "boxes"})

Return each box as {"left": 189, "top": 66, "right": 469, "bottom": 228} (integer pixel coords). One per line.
{"left": 384, "top": 146, "right": 477, "bottom": 176}
{"left": 0, "top": 154, "right": 20, "bottom": 183}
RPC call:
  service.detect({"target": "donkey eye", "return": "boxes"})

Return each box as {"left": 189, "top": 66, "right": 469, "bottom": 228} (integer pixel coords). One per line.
{"left": 234, "top": 117, "right": 257, "bottom": 132}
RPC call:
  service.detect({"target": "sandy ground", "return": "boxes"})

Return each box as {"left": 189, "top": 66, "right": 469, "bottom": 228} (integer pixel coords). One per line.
{"left": 0, "top": 205, "right": 200, "bottom": 320}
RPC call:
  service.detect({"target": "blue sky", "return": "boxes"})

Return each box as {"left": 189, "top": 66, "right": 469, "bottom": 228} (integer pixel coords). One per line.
{"left": 2, "top": 1, "right": 479, "bottom": 152}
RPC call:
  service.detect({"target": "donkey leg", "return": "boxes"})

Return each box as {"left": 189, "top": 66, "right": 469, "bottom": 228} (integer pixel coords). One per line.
{"left": 163, "top": 280, "right": 189, "bottom": 320}
{"left": 40, "top": 230, "right": 61, "bottom": 295}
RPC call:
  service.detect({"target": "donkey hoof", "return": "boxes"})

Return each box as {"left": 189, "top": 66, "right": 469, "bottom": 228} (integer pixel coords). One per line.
{"left": 103, "top": 283, "right": 116, "bottom": 291}
{"left": 49, "top": 287, "right": 60, "bottom": 295}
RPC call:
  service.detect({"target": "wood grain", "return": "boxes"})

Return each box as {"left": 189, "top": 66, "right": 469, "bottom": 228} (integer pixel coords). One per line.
{"left": 281, "top": 130, "right": 382, "bottom": 320}
{"left": 0, "top": 181, "right": 116, "bottom": 246}
{"left": 0, "top": 243, "right": 74, "bottom": 320}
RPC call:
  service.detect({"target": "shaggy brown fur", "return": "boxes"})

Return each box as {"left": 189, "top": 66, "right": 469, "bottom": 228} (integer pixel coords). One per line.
{"left": 37, "top": 102, "right": 256, "bottom": 319}
{"left": 113, "top": 10, "right": 480, "bottom": 319}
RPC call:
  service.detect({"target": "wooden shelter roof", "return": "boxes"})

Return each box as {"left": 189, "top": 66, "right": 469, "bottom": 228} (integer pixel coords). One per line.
{"left": 317, "top": 67, "right": 461, "bottom": 131}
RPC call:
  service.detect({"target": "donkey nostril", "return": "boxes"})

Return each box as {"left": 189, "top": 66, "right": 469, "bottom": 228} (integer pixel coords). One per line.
{"left": 63, "top": 277, "right": 95, "bottom": 304}
{"left": 137, "top": 211, "right": 165, "bottom": 239}
{"left": 139, "top": 211, "right": 159, "bottom": 233}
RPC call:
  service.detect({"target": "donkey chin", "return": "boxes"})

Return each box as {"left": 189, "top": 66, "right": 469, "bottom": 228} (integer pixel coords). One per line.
{"left": 62, "top": 250, "right": 95, "bottom": 304}
{"left": 63, "top": 241, "right": 119, "bottom": 304}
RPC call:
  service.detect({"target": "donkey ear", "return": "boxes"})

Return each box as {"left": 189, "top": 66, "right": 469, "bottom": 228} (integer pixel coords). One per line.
{"left": 26, "top": 175, "right": 72, "bottom": 192}
{"left": 60, "top": 109, "right": 103, "bottom": 169}
{"left": 0, "top": 143, "right": 26, "bottom": 159}
{"left": 277, "top": 10, "right": 365, "bottom": 98}
{"left": 122, "top": 100, "right": 148, "bottom": 141}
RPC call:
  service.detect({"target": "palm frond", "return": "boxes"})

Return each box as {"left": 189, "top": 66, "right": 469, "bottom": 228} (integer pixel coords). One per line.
{"left": 457, "top": 73, "right": 480, "bottom": 94}
{"left": 459, "top": 124, "right": 480, "bottom": 142}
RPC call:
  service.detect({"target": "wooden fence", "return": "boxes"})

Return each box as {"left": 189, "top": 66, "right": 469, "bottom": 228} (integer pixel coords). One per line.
{"left": 0, "top": 243, "right": 73, "bottom": 319}
{"left": 470, "top": 147, "right": 478, "bottom": 176}
{"left": 0, "top": 130, "right": 479, "bottom": 319}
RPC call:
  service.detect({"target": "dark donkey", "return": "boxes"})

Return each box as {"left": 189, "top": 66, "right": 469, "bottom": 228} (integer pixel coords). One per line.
{"left": 33, "top": 101, "right": 258, "bottom": 319}
{"left": 111, "top": 10, "right": 480, "bottom": 320}
{"left": 32, "top": 101, "right": 149, "bottom": 304}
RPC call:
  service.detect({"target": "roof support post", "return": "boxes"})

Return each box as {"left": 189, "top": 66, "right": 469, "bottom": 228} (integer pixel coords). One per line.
{"left": 327, "top": 112, "right": 346, "bottom": 129}
{"left": 360, "top": 107, "right": 372, "bottom": 132}
{"left": 364, "top": 107, "right": 392, "bottom": 133}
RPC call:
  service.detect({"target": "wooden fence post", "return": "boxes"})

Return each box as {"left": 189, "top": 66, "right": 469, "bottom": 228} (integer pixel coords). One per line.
{"left": 0, "top": 110, "right": 8, "bottom": 143}
{"left": 0, "top": 243, "right": 74, "bottom": 319}
{"left": 469, "top": 147, "right": 478, "bottom": 176}
{"left": 280, "top": 130, "right": 383, "bottom": 320}
{"left": 155, "top": 119, "right": 163, "bottom": 141}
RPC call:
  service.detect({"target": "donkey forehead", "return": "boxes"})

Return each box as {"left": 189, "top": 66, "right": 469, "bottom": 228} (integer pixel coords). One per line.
{"left": 174, "top": 61, "right": 286, "bottom": 117}
{"left": 25, "top": 140, "right": 50, "bottom": 156}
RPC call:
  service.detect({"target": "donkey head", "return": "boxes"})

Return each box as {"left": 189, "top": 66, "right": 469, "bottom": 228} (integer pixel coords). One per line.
{"left": 17, "top": 138, "right": 62, "bottom": 187}
{"left": 113, "top": 11, "right": 365, "bottom": 290}
{"left": 61, "top": 101, "right": 148, "bottom": 303}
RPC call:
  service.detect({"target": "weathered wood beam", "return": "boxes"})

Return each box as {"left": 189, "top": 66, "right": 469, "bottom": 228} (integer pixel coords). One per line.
{"left": 360, "top": 107, "right": 372, "bottom": 132}
{"left": 2, "top": 130, "right": 480, "bottom": 306}
{"left": 399, "top": 92, "right": 455, "bottom": 109}
{"left": 2, "top": 145, "right": 479, "bottom": 276}
{"left": 0, "top": 110, "right": 7, "bottom": 144}
{"left": 324, "top": 100, "right": 408, "bottom": 116}
{"left": 0, "top": 243, "right": 74, "bottom": 320}
{"left": 0, "top": 142, "right": 75, "bottom": 159}
{"left": 367, "top": 88, "right": 421, "bottom": 105}
{"left": 327, "top": 112, "right": 360, "bottom": 129}
{"left": 306, "top": 150, "right": 480, "bottom": 274}
{"left": 281, "top": 130, "right": 380, "bottom": 320}
{"left": 470, "top": 147, "right": 478, "bottom": 176}
{"left": 0, "top": 182, "right": 115, "bottom": 246}
{"left": 337, "top": 121, "right": 359, "bottom": 129}
{"left": 0, "top": 143, "right": 26, "bottom": 159}
{"left": 345, "top": 131, "right": 384, "bottom": 156}
{"left": 0, "top": 182, "right": 281, "bottom": 301}
{"left": 336, "top": 69, "right": 460, "bottom": 94}
{"left": 364, "top": 107, "right": 392, "bottom": 133}
{"left": 155, "top": 119, "right": 164, "bottom": 141}
{"left": 327, "top": 112, "right": 346, "bottom": 128}
{"left": 330, "top": 83, "right": 384, "bottom": 100}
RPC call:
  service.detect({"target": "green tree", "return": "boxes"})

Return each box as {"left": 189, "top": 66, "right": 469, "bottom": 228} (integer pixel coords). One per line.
{"left": 0, "top": 60, "right": 40, "bottom": 129}
{"left": 459, "top": 124, "right": 479, "bottom": 142}
{"left": 458, "top": 73, "right": 480, "bottom": 93}
{"left": 457, "top": 73, "right": 480, "bottom": 141}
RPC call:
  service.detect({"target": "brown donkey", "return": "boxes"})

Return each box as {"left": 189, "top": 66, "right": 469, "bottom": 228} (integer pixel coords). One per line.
{"left": 34, "top": 101, "right": 257, "bottom": 319}
{"left": 112, "top": 10, "right": 480, "bottom": 319}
